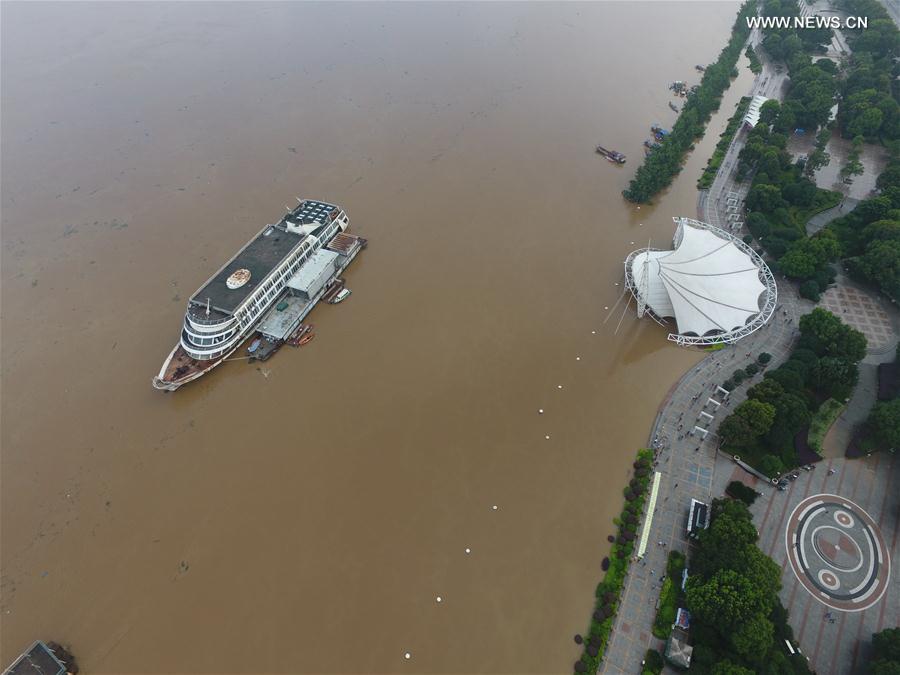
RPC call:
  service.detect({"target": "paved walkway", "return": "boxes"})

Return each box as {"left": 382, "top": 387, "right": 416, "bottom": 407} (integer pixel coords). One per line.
{"left": 751, "top": 454, "right": 899, "bottom": 675}
{"left": 698, "top": 27, "right": 789, "bottom": 231}
{"left": 805, "top": 197, "right": 858, "bottom": 236}
{"left": 821, "top": 275, "right": 900, "bottom": 456}
{"left": 599, "top": 283, "right": 811, "bottom": 673}
{"left": 600, "top": 25, "right": 807, "bottom": 675}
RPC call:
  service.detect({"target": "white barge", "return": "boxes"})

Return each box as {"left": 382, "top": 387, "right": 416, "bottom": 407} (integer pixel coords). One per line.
{"left": 152, "top": 199, "right": 365, "bottom": 391}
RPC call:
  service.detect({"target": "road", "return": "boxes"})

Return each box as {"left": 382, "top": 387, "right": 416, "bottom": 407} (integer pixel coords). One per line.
{"left": 877, "top": 0, "right": 900, "bottom": 29}
{"left": 698, "top": 26, "right": 790, "bottom": 231}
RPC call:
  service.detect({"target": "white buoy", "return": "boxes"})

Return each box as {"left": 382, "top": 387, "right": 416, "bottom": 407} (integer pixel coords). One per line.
{"left": 465, "top": 547, "right": 471, "bottom": 554}
{"left": 404, "top": 652, "right": 411, "bottom": 660}
{"left": 545, "top": 434, "right": 551, "bottom": 440}
{"left": 557, "top": 384, "right": 563, "bottom": 389}
{"left": 630, "top": 241, "right": 634, "bottom": 245}
{"left": 604, "top": 306, "right": 609, "bottom": 310}
{"left": 436, "top": 596, "right": 442, "bottom": 603}
{"left": 538, "top": 408, "right": 544, "bottom": 414}
{"left": 615, "top": 282, "right": 619, "bottom": 286}
{"left": 492, "top": 505, "right": 498, "bottom": 511}
{"left": 576, "top": 357, "right": 581, "bottom": 361}
{"left": 592, "top": 330, "right": 596, "bottom": 334}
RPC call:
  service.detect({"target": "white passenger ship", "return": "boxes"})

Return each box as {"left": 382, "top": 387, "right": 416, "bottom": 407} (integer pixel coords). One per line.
{"left": 153, "top": 199, "right": 363, "bottom": 390}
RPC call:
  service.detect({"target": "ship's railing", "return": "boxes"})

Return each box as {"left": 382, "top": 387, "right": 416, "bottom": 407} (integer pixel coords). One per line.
{"left": 186, "top": 303, "right": 233, "bottom": 326}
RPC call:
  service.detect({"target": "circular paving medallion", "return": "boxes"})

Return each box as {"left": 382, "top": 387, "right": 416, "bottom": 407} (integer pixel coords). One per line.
{"left": 785, "top": 494, "right": 890, "bottom": 612}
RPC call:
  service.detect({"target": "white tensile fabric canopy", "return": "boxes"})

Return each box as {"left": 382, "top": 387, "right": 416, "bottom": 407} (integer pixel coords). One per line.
{"left": 630, "top": 224, "right": 766, "bottom": 337}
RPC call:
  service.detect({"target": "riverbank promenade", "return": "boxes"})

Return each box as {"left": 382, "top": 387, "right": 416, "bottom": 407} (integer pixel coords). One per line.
{"left": 600, "top": 23, "right": 900, "bottom": 671}
{"left": 598, "top": 283, "right": 808, "bottom": 674}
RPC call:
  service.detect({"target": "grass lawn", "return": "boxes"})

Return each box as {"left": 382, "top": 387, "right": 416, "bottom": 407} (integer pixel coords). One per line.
{"left": 808, "top": 398, "right": 846, "bottom": 454}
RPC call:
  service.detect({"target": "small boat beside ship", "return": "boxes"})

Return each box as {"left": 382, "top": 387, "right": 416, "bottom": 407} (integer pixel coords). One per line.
{"left": 595, "top": 145, "right": 626, "bottom": 164}
{"left": 331, "top": 288, "right": 352, "bottom": 304}
{"left": 286, "top": 323, "right": 313, "bottom": 347}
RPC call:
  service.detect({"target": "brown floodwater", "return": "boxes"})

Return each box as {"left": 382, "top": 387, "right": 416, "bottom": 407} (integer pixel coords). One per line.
{"left": 1, "top": 2, "right": 747, "bottom": 672}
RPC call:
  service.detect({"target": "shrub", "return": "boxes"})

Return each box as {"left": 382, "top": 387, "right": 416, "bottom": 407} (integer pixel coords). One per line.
{"left": 743, "top": 234, "right": 754, "bottom": 244}
{"left": 758, "top": 454, "right": 786, "bottom": 478}
{"left": 758, "top": 352, "right": 772, "bottom": 365}
{"left": 726, "top": 480, "right": 758, "bottom": 505}
{"left": 800, "top": 279, "right": 821, "bottom": 301}
{"left": 576, "top": 448, "right": 654, "bottom": 671}
{"left": 643, "top": 649, "right": 665, "bottom": 675}
{"left": 745, "top": 363, "right": 759, "bottom": 377}
{"left": 723, "top": 378, "right": 735, "bottom": 390}
{"left": 732, "top": 370, "right": 746, "bottom": 385}
{"left": 667, "top": 550, "right": 687, "bottom": 580}
{"left": 652, "top": 577, "right": 678, "bottom": 638}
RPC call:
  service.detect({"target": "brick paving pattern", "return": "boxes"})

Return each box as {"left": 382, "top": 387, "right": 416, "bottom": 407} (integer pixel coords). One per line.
{"left": 819, "top": 285, "right": 895, "bottom": 352}
{"left": 753, "top": 456, "right": 899, "bottom": 674}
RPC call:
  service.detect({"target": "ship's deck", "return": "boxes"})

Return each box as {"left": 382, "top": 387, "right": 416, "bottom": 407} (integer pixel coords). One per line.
{"left": 257, "top": 294, "right": 311, "bottom": 341}
{"left": 191, "top": 226, "right": 304, "bottom": 315}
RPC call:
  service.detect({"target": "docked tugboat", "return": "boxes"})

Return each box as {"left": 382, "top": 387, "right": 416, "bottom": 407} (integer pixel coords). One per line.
{"left": 595, "top": 145, "right": 626, "bottom": 164}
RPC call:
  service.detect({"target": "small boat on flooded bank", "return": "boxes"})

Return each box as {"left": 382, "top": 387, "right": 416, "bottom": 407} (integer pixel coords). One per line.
{"left": 595, "top": 145, "right": 626, "bottom": 164}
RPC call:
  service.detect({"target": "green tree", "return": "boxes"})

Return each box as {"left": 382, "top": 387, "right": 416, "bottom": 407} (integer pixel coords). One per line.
{"left": 799, "top": 308, "right": 868, "bottom": 361}
{"left": 747, "top": 183, "right": 786, "bottom": 213}
{"left": 737, "top": 399, "right": 776, "bottom": 435}
{"left": 711, "top": 661, "right": 756, "bottom": 675}
{"left": 872, "top": 627, "right": 900, "bottom": 663}
{"left": 759, "top": 99, "right": 781, "bottom": 126}
{"left": 868, "top": 400, "right": 900, "bottom": 448}
{"left": 693, "top": 510, "right": 760, "bottom": 577}
{"left": 841, "top": 138, "right": 866, "bottom": 181}
{"left": 871, "top": 661, "right": 900, "bottom": 675}
{"left": 806, "top": 127, "right": 832, "bottom": 176}
{"left": 849, "top": 107, "right": 884, "bottom": 139}
{"left": 810, "top": 356, "right": 859, "bottom": 399}
{"left": 687, "top": 569, "right": 767, "bottom": 629}
{"left": 731, "top": 612, "right": 775, "bottom": 658}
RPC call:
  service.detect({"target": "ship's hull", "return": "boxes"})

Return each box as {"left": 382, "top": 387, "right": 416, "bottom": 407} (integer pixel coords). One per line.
{"left": 152, "top": 339, "right": 243, "bottom": 391}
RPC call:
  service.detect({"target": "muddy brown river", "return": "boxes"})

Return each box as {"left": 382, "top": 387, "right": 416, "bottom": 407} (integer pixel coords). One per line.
{"left": 2, "top": 2, "right": 749, "bottom": 672}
